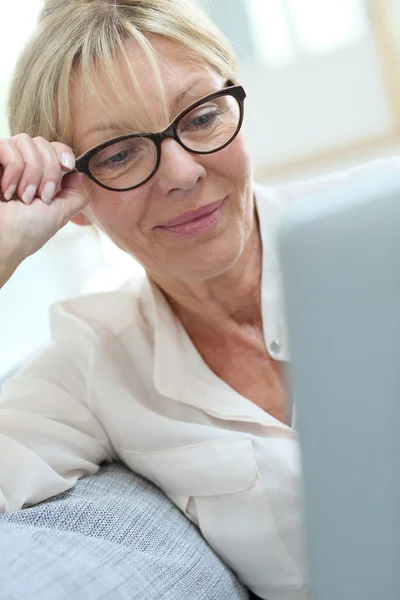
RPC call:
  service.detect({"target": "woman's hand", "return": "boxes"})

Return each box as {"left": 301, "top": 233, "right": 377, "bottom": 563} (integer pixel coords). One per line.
{"left": 0, "top": 134, "right": 90, "bottom": 287}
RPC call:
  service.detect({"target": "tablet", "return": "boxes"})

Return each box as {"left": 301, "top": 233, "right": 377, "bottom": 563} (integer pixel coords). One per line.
{"left": 279, "top": 166, "right": 400, "bottom": 600}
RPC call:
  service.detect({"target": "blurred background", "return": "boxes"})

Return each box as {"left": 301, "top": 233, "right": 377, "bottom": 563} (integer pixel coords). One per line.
{"left": 1, "top": 0, "right": 400, "bottom": 376}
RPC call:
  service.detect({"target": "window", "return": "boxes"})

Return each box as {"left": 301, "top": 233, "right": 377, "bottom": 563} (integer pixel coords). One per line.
{"left": 247, "top": 0, "right": 296, "bottom": 66}
{"left": 247, "top": 0, "right": 370, "bottom": 65}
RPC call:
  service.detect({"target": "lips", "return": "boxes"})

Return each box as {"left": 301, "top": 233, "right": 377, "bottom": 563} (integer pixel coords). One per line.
{"left": 158, "top": 199, "right": 225, "bottom": 228}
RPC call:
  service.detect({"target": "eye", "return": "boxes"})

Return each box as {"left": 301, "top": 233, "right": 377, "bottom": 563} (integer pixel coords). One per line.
{"left": 187, "top": 110, "right": 219, "bottom": 129}
{"left": 109, "top": 150, "right": 130, "bottom": 163}
{"left": 94, "top": 147, "right": 136, "bottom": 171}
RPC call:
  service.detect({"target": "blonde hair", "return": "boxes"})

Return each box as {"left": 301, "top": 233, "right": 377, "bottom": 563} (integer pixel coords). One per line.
{"left": 8, "top": 0, "right": 238, "bottom": 151}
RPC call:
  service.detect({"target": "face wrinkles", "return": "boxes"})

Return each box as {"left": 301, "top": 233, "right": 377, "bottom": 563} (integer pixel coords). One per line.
{"left": 71, "top": 36, "right": 253, "bottom": 284}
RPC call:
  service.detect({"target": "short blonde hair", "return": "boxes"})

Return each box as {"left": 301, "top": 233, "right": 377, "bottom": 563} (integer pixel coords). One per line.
{"left": 8, "top": 0, "right": 238, "bottom": 150}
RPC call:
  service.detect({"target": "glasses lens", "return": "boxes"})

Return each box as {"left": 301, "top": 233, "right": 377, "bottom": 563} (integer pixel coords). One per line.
{"left": 177, "top": 93, "right": 241, "bottom": 153}
{"left": 89, "top": 136, "right": 157, "bottom": 190}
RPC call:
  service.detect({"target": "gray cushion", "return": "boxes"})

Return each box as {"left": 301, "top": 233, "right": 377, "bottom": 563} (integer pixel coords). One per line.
{"left": 0, "top": 462, "right": 248, "bottom": 600}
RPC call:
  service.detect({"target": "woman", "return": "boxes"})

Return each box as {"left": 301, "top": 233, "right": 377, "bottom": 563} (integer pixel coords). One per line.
{"left": 0, "top": 0, "right": 393, "bottom": 598}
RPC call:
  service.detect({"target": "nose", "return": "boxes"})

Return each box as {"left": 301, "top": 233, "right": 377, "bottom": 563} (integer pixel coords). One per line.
{"left": 155, "top": 138, "right": 206, "bottom": 195}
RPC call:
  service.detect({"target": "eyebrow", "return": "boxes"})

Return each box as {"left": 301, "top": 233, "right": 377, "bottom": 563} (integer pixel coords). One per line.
{"left": 83, "top": 77, "right": 204, "bottom": 137}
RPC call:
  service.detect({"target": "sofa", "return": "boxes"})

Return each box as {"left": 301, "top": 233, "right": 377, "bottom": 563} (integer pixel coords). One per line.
{"left": 0, "top": 461, "right": 251, "bottom": 599}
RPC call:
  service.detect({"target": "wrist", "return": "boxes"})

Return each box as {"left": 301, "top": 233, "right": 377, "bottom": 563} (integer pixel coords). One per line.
{"left": 0, "top": 255, "right": 20, "bottom": 288}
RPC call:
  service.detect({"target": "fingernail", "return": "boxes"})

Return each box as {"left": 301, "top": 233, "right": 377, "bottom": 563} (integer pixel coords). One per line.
{"left": 4, "top": 184, "right": 17, "bottom": 201}
{"left": 22, "top": 184, "right": 37, "bottom": 204}
{"left": 42, "top": 182, "right": 57, "bottom": 204}
{"left": 61, "top": 153, "right": 75, "bottom": 171}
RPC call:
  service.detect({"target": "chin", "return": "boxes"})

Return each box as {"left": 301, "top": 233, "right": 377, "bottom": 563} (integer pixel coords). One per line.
{"left": 168, "top": 235, "right": 245, "bottom": 284}
{"left": 146, "top": 201, "right": 253, "bottom": 283}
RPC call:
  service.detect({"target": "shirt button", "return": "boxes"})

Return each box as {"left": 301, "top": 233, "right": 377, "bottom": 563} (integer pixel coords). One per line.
{"left": 269, "top": 340, "right": 281, "bottom": 356}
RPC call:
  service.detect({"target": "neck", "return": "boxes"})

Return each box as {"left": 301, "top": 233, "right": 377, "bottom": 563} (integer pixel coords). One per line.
{"left": 149, "top": 209, "right": 263, "bottom": 335}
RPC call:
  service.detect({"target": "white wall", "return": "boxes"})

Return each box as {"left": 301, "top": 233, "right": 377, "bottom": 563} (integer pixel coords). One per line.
{"left": 0, "top": 79, "right": 8, "bottom": 137}
{"left": 0, "top": 1, "right": 44, "bottom": 137}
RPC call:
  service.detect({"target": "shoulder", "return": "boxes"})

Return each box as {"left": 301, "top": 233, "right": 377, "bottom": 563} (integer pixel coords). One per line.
{"left": 6, "top": 276, "right": 155, "bottom": 396}
{"left": 49, "top": 276, "right": 153, "bottom": 344}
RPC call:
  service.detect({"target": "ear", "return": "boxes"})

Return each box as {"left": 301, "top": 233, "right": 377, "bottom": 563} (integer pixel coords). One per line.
{"left": 62, "top": 172, "right": 94, "bottom": 227}
{"left": 70, "top": 212, "right": 93, "bottom": 226}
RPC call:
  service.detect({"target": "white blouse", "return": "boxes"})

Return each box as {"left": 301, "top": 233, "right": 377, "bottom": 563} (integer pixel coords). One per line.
{"left": 1, "top": 157, "right": 398, "bottom": 600}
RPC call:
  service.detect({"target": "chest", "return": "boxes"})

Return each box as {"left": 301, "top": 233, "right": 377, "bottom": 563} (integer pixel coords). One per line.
{"left": 192, "top": 330, "right": 290, "bottom": 426}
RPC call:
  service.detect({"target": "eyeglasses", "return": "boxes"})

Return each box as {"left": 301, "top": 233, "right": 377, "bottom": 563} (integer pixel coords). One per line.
{"left": 75, "top": 80, "right": 246, "bottom": 192}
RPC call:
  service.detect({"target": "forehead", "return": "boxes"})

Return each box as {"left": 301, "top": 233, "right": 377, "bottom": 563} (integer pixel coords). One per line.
{"left": 71, "top": 36, "right": 223, "bottom": 153}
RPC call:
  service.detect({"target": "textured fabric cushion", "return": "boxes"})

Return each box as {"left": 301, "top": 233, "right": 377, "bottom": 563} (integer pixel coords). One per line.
{"left": 0, "top": 462, "right": 249, "bottom": 600}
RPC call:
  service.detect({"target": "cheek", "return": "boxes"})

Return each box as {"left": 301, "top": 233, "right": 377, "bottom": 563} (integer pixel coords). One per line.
{"left": 204, "top": 132, "right": 251, "bottom": 182}
{"left": 86, "top": 183, "right": 149, "bottom": 235}
{"left": 231, "top": 133, "right": 252, "bottom": 173}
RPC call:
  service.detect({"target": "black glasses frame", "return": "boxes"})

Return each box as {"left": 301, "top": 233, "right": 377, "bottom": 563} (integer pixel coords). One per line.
{"left": 75, "top": 80, "right": 246, "bottom": 192}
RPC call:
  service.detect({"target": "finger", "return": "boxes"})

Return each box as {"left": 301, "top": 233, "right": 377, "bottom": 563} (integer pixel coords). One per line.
{"left": 0, "top": 138, "right": 25, "bottom": 201}
{"left": 13, "top": 134, "right": 45, "bottom": 204}
{"left": 50, "top": 142, "right": 76, "bottom": 173}
{"left": 33, "top": 137, "right": 64, "bottom": 205}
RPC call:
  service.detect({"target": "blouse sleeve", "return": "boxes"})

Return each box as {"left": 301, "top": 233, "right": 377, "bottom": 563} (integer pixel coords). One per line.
{"left": 0, "top": 303, "right": 116, "bottom": 513}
